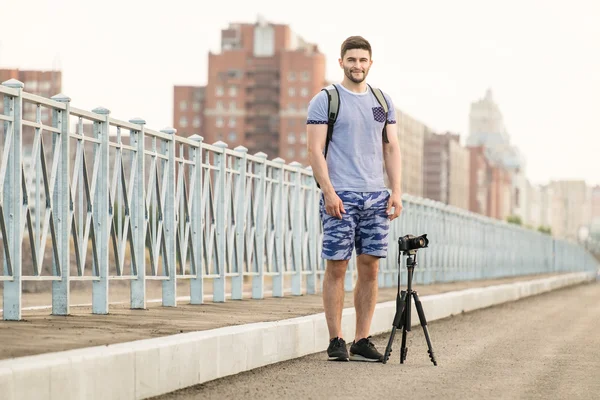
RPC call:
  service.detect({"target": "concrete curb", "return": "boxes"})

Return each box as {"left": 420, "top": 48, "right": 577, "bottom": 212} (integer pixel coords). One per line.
{"left": 0, "top": 272, "right": 595, "bottom": 400}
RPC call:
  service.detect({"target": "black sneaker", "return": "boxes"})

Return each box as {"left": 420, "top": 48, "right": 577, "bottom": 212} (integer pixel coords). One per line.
{"left": 349, "top": 336, "right": 383, "bottom": 362}
{"left": 327, "top": 337, "right": 349, "bottom": 361}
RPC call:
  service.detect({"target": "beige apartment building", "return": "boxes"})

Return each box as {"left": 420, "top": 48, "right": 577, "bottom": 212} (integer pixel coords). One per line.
{"left": 591, "top": 185, "right": 600, "bottom": 221}
{"left": 423, "top": 132, "right": 470, "bottom": 210}
{"left": 396, "top": 109, "right": 425, "bottom": 197}
{"left": 548, "top": 180, "right": 592, "bottom": 240}
{"left": 590, "top": 186, "right": 600, "bottom": 239}
{"left": 527, "top": 183, "right": 555, "bottom": 230}
{"left": 448, "top": 138, "right": 471, "bottom": 210}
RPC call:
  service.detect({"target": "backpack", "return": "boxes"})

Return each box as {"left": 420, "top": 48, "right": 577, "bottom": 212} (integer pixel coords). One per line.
{"left": 314, "top": 83, "right": 390, "bottom": 188}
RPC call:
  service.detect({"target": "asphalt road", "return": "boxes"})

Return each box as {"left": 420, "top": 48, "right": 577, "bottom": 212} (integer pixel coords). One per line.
{"left": 154, "top": 280, "right": 600, "bottom": 400}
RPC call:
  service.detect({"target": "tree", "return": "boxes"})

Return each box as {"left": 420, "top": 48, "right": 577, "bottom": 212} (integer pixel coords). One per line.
{"left": 506, "top": 215, "right": 522, "bottom": 225}
{"left": 537, "top": 225, "right": 552, "bottom": 235}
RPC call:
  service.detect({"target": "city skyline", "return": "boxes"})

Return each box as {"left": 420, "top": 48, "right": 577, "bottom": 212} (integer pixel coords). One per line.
{"left": 1, "top": 0, "right": 598, "bottom": 187}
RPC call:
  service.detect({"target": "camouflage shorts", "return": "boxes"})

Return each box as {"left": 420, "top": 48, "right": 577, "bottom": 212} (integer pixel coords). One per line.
{"left": 319, "top": 190, "right": 391, "bottom": 260}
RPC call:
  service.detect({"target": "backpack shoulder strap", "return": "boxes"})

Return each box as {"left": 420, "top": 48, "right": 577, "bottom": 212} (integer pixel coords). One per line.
{"left": 368, "top": 84, "right": 390, "bottom": 143}
{"left": 321, "top": 84, "right": 340, "bottom": 158}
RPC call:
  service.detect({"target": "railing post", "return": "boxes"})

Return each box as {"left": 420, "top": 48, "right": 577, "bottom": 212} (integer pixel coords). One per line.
{"left": 2, "top": 79, "right": 24, "bottom": 320}
{"left": 252, "top": 152, "right": 268, "bottom": 299}
{"left": 272, "top": 157, "right": 285, "bottom": 297}
{"left": 51, "top": 93, "right": 71, "bottom": 316}
{"left": 92, "top": 106, "right": 110, "bottom": 314}
{"left": 160, "top": 128, "right": 177, "bottom": 307}
{"left": 305, "top": 166, "right": 318, "bottom": 295}
{"left": 213, "top": 141, "right": 228, "bottom": 302}
{"left": 189, "top": 134, "right": 204, "bottom": 304}
{"left": 289, "top": 162, "right": 303, "bottom": 296}
{"left": 232, "top": 145, "right": 247, "bottom": 300}
{"left": 129, "top": 118, "right": 146, "bottom": 309}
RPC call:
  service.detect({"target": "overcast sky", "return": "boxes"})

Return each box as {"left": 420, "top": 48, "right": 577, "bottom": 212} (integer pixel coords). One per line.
{"left": 1, "top": 0, "right": 598, "bottom": 186}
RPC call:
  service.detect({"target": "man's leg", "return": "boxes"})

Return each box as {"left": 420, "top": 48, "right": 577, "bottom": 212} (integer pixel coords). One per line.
{"left": 319, "top": 191, "right": 360, "bottom": 361}
{"left": 354, "top": 254, "right": 380, "bottom": 342}
{"left": 348, "top": 190, "right": 390, "bottom": 362}
{"left": 323, "top": 259, "right": 349, "bottom": 339}
{"left": 319, "top": 191, "right": 358, "bottom": 341}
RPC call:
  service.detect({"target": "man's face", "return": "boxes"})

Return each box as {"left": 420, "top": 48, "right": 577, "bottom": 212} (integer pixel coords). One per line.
{"left": 339, "top": 49, "right": 372, "bottom": 83}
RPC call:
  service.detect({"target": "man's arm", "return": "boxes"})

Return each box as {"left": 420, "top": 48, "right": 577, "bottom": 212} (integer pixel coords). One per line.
{"left": 307, "top": 124, "right": 345, "bottom": 219}
{"left": 383, "top": 122, "right": 403, "bottom": 220}
{"left": 307, "top": 124, "right": 334, "bottom": 194}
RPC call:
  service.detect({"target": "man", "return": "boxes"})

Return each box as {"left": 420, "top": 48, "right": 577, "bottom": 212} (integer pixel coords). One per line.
{"left": 306, "top": 36, "right": 403, "bottom": 362}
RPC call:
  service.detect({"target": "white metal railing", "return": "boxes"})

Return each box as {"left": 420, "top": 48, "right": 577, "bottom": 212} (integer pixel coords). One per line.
{"left": 1, "top": 80, "right": 598, "bottom": 320}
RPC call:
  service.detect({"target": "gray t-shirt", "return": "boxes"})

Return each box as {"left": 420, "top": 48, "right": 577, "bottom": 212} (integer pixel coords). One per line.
{"left": 306, "top": 83, "right": 397, "bottom": 192}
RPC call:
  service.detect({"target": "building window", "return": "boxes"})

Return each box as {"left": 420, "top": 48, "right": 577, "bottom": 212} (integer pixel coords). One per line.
{"left": 229, "top": 86, "right": 237, "bottom": 96}
{"left": 288, "top": 87, "right": 295, "bottom": 97}
{"left": 229, "top": 117, "right": 236, "bottom": 127}
{"left": 193, "top": 117, "right": 201, "bottom": 128}
{"left": 302, "top": 71, "right": 310, "bottom": 81}
{"left": 192, "top": 102, "right": 201, "bottom": 112}
{"left": 216, "top": 117, "right": 224, "bottom": 127}
{"left": 288, "top": 71, "right": 296, "bottom": 81}
{"left": 25, "top": 81, "right": 38, "bottom": 91}
{"left": 179, "top": 117, "right": 188, "bottom": 127}
{"left": 300, "top": 88, "right": 309, "bottom": 97}
{"left": 180, "top": 101, "right": 187, "bottom": 111}
{"left": 287, "top": 148, "right": 295, "bottom": 158}
{"left": 229, "top": 101, "right": 236, "bottom": 110}
{"left": 216, "top": 101, "right": 223, "bottom": 110}
{"left": 216, "top": 86, "right": 224, "bottom": 96}
{"left": 288, "top": 103, "right": 296, "bottom": 111}
{"left": 300, "top": 148, "right": 307, "bottom": 158}
{"left": 300, "top": 132, "right": 306, "bottom": 144}
{"left": 227, "top": 69, "right": 242, "bottom": 79}
{"left": 228, "top": 132, "right": 237, "bottom": 142}
{"left": 288, "top": 133, "right": 296, "bottom": 144}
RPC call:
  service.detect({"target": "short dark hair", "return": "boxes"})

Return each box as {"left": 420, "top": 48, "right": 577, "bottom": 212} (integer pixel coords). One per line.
{"left": 340, "top": 36, "right": 372, "bottom": 59}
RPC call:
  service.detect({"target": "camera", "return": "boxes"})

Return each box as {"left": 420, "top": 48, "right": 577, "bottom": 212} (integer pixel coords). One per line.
{"left": 397, "top": 234, "right": 429, "bottom": 252}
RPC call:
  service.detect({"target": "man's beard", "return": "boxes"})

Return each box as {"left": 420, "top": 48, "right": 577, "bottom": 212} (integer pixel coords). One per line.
{"left": 344, "top": 67, "right": 369, "bottom": 83}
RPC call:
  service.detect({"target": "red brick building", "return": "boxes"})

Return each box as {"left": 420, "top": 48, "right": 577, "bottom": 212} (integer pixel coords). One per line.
{"left": 468, "top": 146, "right": 512, "bottom": 220}
{"left": 0, "top": 68, "right": 62, "bottom": 128}
{"left": 176, "top": 17, "right": 326, "bottom": 163}
{"left": 173, "top": 86, "right": 205, "bottom": 137}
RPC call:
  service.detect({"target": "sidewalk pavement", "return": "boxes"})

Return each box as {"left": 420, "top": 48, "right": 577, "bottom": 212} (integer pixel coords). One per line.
{"left": 0, "top": 272, "right": 560, "bottom": 361}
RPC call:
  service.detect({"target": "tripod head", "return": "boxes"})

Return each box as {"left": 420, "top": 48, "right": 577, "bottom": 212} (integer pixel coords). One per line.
{"left": 397, "top": 234, "right": 429, "bottom": 263}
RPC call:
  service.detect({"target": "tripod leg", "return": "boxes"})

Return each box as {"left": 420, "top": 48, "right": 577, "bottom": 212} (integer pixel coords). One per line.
{"left": 383, "top": 290, "right": 407, "bottom": 364}
{"left": 413, "top": 291, "right": 438, "bottom": 366}
{"left": 400, "top": 290, "right": 411, "bottom": 364}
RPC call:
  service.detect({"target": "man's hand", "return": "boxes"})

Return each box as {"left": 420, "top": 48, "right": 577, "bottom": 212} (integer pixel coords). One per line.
{"left": 324, "top": 191, "right": 346, "bottom": 219}
{"left": 386, "top": 191, "right": 403, "bottom": 221}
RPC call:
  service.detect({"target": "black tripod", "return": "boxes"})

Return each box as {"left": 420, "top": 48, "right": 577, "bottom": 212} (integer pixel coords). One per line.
{"left": 383, "top": 236, "right": 437, "bottom": 366}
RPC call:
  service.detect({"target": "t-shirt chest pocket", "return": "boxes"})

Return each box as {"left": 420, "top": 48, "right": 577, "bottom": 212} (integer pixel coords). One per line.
{"left": 372, "top": 106, "right": 386, "bottom": 123}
